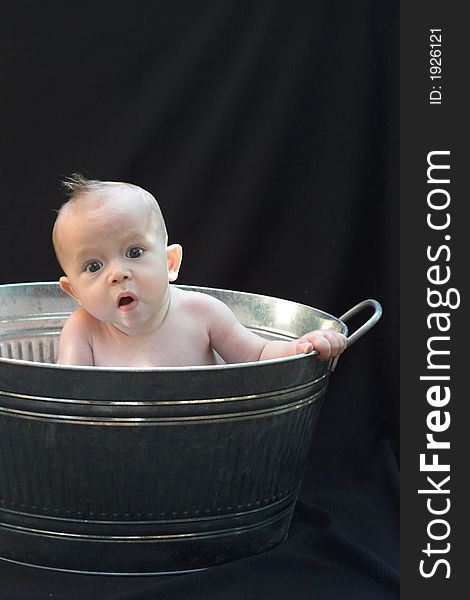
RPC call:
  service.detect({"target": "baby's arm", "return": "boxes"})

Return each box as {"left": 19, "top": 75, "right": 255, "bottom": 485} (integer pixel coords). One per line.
{"left": 198, "top": 294, "right": 347, "bottom": 363}
{"left": 259, "top": 329, "right": 347, "bottom": 361}
{"left": 56, "top": 308, "right": 94, "bottom": 366}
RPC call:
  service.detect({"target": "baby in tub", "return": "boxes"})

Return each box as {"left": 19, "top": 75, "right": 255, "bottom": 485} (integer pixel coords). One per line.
{"left": 52, "top": 175, "right": 347, "bottom": 367}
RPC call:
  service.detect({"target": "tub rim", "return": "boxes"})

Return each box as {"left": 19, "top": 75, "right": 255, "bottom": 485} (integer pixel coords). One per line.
{"left": 0, "top": 281, "right": 347, "bottom": 373}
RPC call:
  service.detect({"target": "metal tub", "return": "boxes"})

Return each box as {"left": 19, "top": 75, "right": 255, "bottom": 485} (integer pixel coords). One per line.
{"left": 0, "top": 282, "right": 381, "bottom": 575}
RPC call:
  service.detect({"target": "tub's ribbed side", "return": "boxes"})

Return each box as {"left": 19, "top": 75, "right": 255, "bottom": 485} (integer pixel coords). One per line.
{"left": 0, "top": 337, "right": 57, "bottom": 364}
{"left": 0, "top": 391, "right": 323, "bottom": 520}
{"left": 0, "top": 383, "right": 326, "bottom": 574}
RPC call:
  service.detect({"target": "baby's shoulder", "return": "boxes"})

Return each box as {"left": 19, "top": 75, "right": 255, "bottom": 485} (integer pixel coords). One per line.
{"left": 62, "top": 307, "right": 98, "bottom": 337}
{"left": 171, "top": 288, "right": 229, "bottom": 318}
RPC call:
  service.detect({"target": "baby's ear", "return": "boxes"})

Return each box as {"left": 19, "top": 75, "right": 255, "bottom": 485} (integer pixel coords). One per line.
{"left": 167, "top": 244, "right": 183, "bottom": 282}
{"left": 59, "top": 277, "right": 80, "bottom": 303}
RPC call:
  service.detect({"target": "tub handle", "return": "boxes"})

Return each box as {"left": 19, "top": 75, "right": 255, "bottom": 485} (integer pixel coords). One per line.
{"left": 330, "top": 299, "right": 382, "bottom": 370}
{"left": 340, "top": 299, "right": 382, "bottom": 348}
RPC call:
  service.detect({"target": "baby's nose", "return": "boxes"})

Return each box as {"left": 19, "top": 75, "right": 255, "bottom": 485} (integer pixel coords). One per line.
{"left": 108, "top": 262, "right": 132, "bottom": 284}
{"left": 112, "top": 274, "right": 129, "bottom": 284}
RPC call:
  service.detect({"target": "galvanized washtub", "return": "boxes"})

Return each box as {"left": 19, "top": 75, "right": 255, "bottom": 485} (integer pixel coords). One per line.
{"left": 0, "top": 282, "right": 381, "bottom": 575}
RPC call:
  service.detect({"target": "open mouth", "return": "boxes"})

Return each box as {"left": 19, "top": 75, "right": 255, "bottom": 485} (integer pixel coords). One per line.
{"left": 119, "top": 296, "right": 133, "bottom": 306}
{"left": 117, "top": 293, "right": 138, "bottom": 312}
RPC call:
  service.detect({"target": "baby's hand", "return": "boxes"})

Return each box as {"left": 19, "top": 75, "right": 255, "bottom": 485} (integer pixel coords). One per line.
{"left": 295, "top": 330, "right": 347, "bottom": 361}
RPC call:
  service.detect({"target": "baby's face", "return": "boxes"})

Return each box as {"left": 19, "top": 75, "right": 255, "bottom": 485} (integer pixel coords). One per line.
{"left": 57, "top": 195, "right": 180, "bottom": 335}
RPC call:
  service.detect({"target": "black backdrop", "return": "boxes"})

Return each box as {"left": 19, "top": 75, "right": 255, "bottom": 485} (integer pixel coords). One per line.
{"left": 0, "top": 1, "right": 399, "bottom": 598}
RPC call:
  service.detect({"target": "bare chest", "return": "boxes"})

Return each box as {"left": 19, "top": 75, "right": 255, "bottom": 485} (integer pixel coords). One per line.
{"left": 90, "top": 316, "right": 218, "bottom": 368}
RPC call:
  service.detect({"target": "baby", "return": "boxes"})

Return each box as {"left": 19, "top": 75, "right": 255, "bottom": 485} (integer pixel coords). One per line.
{"left": 53, "top": 175, "right": 347, "bottom": 367}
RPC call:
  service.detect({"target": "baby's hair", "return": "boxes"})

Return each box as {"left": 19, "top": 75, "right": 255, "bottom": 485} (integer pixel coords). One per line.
{"left": 61, "top": 172, "right": 111, "bottom": 198}
{"left": 53, "top": 173, "right": 167, "bottom": 268}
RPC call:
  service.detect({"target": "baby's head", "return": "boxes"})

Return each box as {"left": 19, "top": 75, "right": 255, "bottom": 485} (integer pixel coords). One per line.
{"left": 53, "top": 174, "right": 168, "bottom": 268}
{"left": 52, "top": 175, "right": 182, "bottom": 332}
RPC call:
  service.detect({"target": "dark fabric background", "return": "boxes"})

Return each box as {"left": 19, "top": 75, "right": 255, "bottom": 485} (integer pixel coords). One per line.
{"left": 0, "top": 1, "right": 399, "bottom": 598}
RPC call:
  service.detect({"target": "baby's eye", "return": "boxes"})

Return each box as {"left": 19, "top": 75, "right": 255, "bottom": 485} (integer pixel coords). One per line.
{"left": 84, "top": 261, "right": 103, "bottom": 273}
{"left": 126, "top": 247, "right": 144, "bottom": 259}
